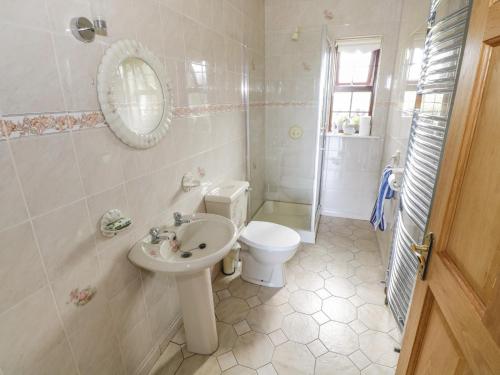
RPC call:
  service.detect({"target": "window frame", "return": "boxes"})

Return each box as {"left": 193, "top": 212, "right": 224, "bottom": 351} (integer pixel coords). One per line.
{"left": 330, "top": 48, "right": 381, "bottom": 131}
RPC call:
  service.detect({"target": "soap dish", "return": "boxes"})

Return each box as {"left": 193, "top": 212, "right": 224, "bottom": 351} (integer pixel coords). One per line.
{"left": 100, "top": 209, "right": 132, "bottom": 237}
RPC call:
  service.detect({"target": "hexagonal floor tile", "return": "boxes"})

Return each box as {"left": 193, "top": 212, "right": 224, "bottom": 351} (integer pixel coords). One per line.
{"left": 268, "top": 329, "right": 288, "bottom": 346}
{"left": 315, "top": 352, "right": 360, "bottom": 375}
{"left": 358, "top": 304, "right": 397, "bottom": 332}
{"left": 354, "top": 238, "right": 379, "bottom": 252}
{"left": 272, "top": 342, "right": 315, "bottom": 375}
{"left": 213, "top": 272, "right": 241, "bottom": 292}
{"left": 307, "top": 339, "right": 328, "bottom": 357}
{"left": 175, "top": 354, "right": 221, "bottom": 375}
{"left": 228, "top": 278, "right": 260, "bottom": 299}
{"left": 319, "top": 321, "right": 359, "bottom": 355}
{"left": 257, "top": 287, "right": 289, "bottom": 306}
{"left": 215, "top": 297, "right": 250, "bottom": 324}
{"left": 213, "top": 322, "right": 238, "bottom": 356}
{"left": 222, "top": 365, "right": 257, "bottom": 375}
{"left": 355, "top": 266, "right": 385, "bottom": 283}
{"left": 355, "top": 251, "right": 382, "bottom": 266}
{"left": 233, "top": 332, "right": 274, "bottom": 369}
{"left": 359, "top": 331, "right": 399, "bottom": 367}
{"left": 282, "top": 312, "right": 319, "bottom": 344}
{"left": 246, "top": 304, "right": 284, "bottom": 334}
{"left": 300, "top": 255, "right": 327, "bottom": 272}
{"left": 289, "top": 290, "right": 322, "bottom": 314}
{"left": 322, "top": 296, "right": 357, "bottom": 323}
{"left": 329, "top": 235, "right": 356, "bottom": 249}
{"left": 350, "top": 219, "right": 372, "bottom": 230}
{"left": 330, "top": 225, "right": 354, "bottom": 237}
{"left": 352, "top": 228, "right": 376, "bottom": 241}
{"left": 326, "top": 261, "right": 355, "bottom": 278}
{"left": 300, "top": 244, "right": 329, "bottom": 258}
{"left": 324, "top": 277, "right": 356, "bottom": 298}
{"left": 293, "top": 271, "right": 324, "bottom": 291}
{"left": 361, "top": 364, "right": 396, "bottom": 375}
{"left": 356, "top": 283, "right": 386, "bottom": 305}
{"left": 329, "top": 250, "right": 355, "bottom": 263}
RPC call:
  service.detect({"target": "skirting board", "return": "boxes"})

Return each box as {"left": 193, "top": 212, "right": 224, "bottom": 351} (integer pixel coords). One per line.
{"left": 135, "top": 314, "right": 183, "bottom": 375}
{"left": 321, "top": 208, "right": 370, "bottom": 221}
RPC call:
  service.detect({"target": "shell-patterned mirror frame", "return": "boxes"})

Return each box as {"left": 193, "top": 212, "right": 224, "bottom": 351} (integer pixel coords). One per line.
{"left": 97, "top": 39, "right": 173, "bottom": 149}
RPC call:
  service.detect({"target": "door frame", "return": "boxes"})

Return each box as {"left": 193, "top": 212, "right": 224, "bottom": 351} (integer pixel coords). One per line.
{"left": 397, "top": 0, "right": 500, "bottom": 372}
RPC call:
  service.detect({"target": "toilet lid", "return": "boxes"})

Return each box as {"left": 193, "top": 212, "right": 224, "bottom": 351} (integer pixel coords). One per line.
{"left": 239, "top": 221, "right": 301, "bottom": 252}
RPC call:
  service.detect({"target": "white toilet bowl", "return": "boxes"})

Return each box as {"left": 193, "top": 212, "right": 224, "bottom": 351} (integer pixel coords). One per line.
{"left": 238, "top": 221, "right": 300, "bottom": 288}
{"left": 204, "top": 181, "right": 301, "bottom": 288}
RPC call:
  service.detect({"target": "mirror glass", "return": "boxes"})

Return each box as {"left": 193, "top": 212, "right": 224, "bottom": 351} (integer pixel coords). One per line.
{"left": 112, "top": 57, "right": 165, "bottom": 135}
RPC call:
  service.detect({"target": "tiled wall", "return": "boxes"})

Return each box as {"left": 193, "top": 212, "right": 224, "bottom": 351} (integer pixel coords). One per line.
{"left": 376, "top": 0, "right": 429, "bottom": 267}
{"left": 264, "top": 0, "right": 321, "bottom": 204}
{"left": 263, "top": 0, "right": 403, "bottom": 205}
{"left": 321, "top": 135, "right": 384, "bottom": 220}
{"left": 0, "top": 1, "right": 264, "bottom": 374}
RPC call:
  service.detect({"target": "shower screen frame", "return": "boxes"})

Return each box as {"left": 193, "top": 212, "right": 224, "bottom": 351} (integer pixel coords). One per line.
{"left": 311, "top": 25, "right": 335, "bottom": 237}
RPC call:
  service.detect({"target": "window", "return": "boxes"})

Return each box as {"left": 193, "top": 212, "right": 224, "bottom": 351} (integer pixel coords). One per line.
{"left": 402, "top": 36, "right": 425, "bottom": 115}
{"left": 331, "top": 38, "right": 381, "bottom": 132}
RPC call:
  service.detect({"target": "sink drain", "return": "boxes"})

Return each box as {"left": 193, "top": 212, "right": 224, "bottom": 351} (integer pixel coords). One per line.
{"left": 180, "top": 251, "right": 192, "bottom": 258}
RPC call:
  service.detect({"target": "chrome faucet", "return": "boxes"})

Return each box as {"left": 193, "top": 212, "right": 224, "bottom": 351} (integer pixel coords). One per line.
{"left": 149, "top": 227, "right": 176, "bottom": 244}
{"left": 174, "top": 212, "right": 191, "bottom": 226}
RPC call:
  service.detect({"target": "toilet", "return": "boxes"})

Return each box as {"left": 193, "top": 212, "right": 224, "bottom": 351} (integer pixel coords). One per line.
{"left": 205, "top": 181, "right": 301, "bottom": 288}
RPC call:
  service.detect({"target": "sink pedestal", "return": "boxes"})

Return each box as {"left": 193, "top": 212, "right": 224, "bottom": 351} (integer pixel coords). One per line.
{"left": 176, "top": 268, "right": 218, "bottom": 354}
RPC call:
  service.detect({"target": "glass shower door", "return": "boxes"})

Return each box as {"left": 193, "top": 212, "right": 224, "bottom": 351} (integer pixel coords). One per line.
{"left": 311, "top": 26, "right": 334, "bottom": 237}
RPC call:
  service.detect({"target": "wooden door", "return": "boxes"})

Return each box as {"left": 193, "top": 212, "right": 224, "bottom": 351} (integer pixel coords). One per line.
{"left": 396, "top": 0, "right": 500, "bottom": 374}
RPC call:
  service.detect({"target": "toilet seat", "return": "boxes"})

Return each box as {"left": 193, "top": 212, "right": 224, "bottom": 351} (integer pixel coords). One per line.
{"left": 239, "top": 221, "right": 301, "bottom": 252}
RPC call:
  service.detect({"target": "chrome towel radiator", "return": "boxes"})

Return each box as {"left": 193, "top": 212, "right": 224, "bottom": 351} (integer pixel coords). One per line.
{"left": 386, "top": 0, "right": 471, "bottom": 331}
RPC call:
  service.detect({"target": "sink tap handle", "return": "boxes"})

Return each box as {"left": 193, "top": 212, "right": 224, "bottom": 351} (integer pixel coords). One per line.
{"left": 149, "top": 227, "right": 161, "bottom": 244}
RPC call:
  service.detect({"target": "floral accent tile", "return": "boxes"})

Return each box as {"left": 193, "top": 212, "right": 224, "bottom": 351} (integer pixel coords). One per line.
{"left": 1, "top": 114, "right": 67, "bottom": 138}
{"left": 0, "top": 111, "right": 106, "bottom": 139}
{"left": 324, "top": 10, "right": 334, "bottom": 20}
{"left": 0, "top": 102, "right": 282, "bottom": 141}
{"left": 68, "top": 286, "right": 97, "bottom": 306}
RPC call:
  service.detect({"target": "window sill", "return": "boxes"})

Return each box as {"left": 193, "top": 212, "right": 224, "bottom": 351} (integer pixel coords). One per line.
{"left": 326, "top": 133, "right": 381, "bottom": 140}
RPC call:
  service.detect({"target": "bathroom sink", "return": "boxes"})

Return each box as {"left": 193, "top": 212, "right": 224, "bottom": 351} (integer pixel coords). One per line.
{"left": 128, "top": 213, "right": 238, "bottom": 355}
{"left": 129, "top": 213, "right": 238, "bottom": 274}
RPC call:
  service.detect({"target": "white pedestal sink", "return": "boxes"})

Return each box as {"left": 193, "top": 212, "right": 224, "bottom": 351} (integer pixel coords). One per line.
{"left": 128, "top": 213, "right": 238, "bottom": 354}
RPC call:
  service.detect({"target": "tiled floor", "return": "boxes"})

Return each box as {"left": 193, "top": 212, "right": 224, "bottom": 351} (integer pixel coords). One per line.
{"left": 150, "top": 217, "right": 401, "bottom": 375}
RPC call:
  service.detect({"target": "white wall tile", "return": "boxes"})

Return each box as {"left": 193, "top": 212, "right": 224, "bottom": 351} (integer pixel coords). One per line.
{"left": 0, "top": 0, "right": 261, "bottom": 372}
{"left": 0, "top": 143, "right": 28, "bottom": 228}
{"left": 0, "top": 24, "right": 65, "bottom": 114}
{"left": 0, "top": 287, "right": 78, "bottom": 374}
{"left": 321, "top": 137, "right": 382, "bottom": 220}
{"left": 11, "top": 133, "right": 84, "bottom": 217}
{"left": 0, "top": 222, "right": 46, "bottom": 314}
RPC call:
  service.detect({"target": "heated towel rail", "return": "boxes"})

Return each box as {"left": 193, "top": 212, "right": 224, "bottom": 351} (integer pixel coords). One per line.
{"left": 386, "top": 0, "right": 471, "bottom": 331}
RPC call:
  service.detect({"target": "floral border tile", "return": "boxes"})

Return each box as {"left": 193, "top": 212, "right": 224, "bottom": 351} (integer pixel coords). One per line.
{"left": 0, "top": 101, "right": 308, "bottom": 140}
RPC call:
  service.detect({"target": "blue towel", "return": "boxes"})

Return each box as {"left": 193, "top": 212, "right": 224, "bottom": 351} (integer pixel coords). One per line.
{"left": 370, "top": 166, "right": 395, "bottom": 231}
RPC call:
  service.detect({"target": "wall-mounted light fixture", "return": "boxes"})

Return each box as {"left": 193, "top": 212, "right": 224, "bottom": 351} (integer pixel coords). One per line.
{"left": 70, "top": 0, "right": 108, "bottom": 43}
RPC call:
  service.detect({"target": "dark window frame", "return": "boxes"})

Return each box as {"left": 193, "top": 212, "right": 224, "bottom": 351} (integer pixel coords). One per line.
{"left": 330, "top": 48, "right": 381, "bottom": 131}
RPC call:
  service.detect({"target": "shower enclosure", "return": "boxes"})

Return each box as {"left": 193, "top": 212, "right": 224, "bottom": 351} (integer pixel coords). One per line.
{"left": 247, "top": 26, "right": 334, "bottom": 243}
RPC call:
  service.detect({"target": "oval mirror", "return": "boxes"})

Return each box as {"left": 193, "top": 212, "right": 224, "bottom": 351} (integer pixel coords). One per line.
{"left": 97, "top": 40, "right": 173, "bottom": 149}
